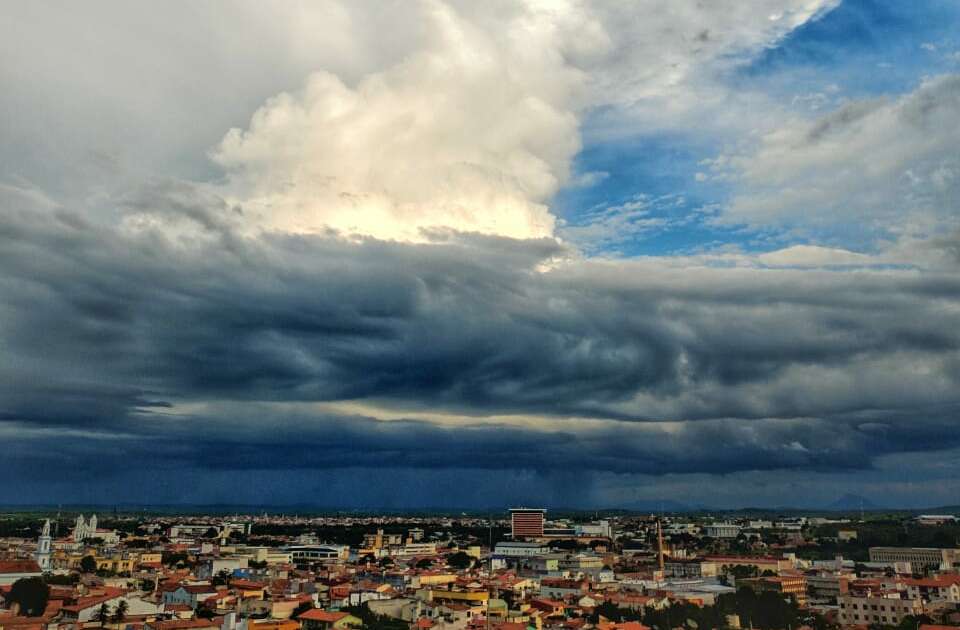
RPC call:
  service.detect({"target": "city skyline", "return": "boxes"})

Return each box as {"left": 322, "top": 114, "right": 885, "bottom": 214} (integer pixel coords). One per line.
{"left": 2, "top": 1, "right": 960, "bottom": 509}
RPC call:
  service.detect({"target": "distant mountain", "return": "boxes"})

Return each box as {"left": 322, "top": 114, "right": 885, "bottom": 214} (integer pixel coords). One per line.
{"left": 826, "top": 493, "right": 884, "bottom": 511}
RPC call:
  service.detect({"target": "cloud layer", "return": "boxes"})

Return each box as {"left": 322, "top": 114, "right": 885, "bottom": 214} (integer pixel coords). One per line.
{"left": 2, "top": 0, "right": 958, "bottom": 507}
{"left": 2, "top": 191, "right": 959, "bottom": 503}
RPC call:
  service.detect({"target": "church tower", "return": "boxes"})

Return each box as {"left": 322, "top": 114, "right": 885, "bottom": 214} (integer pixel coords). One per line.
{"left": 35, "top": 519, "right": 52, "bottom": 570}
{"left": 74, "top": 514, "right": 90, "bottom": 542}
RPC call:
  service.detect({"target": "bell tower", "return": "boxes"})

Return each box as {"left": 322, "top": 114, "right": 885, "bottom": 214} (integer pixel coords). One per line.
{"left": 35, "top": 519, "right": 52, "bottom": 570}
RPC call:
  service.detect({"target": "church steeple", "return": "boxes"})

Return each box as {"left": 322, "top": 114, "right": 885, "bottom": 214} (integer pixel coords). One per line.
{"left": 36, "top": 519, "right": 52, "bottom": 570}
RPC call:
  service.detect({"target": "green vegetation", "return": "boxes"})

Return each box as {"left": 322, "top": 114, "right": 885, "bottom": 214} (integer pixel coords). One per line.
{"left": 112, "top": 600, "right": 129, "bottom": 627}
{"left": 79, "top": 555, "right": 98, "bottom": 573}
{"left": 95, "top": 603, "right": 111, "bottom": 627}
{"left": 593, "top": 588, "right": 832, "bottom": 630}
{"left": 446, "top": 551, "right": 474, "bottom": 569}
{"left": 342, "top": 604, "right": 407, "bottom": 630}
{"left": 7, "top": 577, "right": 50, "bottom": 617}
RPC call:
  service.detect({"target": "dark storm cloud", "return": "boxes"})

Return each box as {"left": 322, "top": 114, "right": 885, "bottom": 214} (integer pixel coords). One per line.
{"left": 2, "top": 184, "right": 960, "bottom": 484}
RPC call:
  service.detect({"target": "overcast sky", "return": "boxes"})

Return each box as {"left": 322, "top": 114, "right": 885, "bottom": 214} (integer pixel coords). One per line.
{"left": 2, "top": 0, "right": 959, "bottom": 509}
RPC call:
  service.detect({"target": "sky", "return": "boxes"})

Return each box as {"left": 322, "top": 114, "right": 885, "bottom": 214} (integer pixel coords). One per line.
{"left": 1, "top": 0, "right": 959, "bottom": 510}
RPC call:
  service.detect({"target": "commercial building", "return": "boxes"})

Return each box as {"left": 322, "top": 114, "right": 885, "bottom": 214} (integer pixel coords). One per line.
{"left": 285, "top": 545, "right": 349, "bottom": 565}
{"left": 704, "top": 523, "right": 740, "bottom": 539}
{"left": 494, "top": 542, "right": 549, "bottom": 557}
{"left": 868, "top": 547, "right": 960, "bottom": 570}
{"left": 509, "top": 508, "right": 546, "bottom": 539}
{"left": 706, "top": 555, "right": 793, "bottom": 574}
{"left": 664, "top": 559, "right": 718, "bottom": 579}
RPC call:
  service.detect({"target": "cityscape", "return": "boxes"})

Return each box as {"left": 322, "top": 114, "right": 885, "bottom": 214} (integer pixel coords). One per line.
{"left": 2, "top": 508, "right": 960, "bottom": 630}
{"left": 2, "top": 0, "right": 960, "bottom": 629}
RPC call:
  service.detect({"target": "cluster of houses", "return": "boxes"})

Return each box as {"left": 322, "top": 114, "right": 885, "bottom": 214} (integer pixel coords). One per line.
{"left": 1, "top": 513, "right": 960, "bottom": 630}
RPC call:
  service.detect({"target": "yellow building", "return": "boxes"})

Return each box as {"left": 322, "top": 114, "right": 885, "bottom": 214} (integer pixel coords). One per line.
{"left": 413, "top": 573, "right": 457, "bottom": 587}
{"left": 425, "top": 589, "right": 489, "bottom": 606}
{"left": 139, "top": 552, "right": 163, "bottom": 565}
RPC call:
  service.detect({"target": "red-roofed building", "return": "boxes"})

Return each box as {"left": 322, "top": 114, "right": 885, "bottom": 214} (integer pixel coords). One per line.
{"left": 0, "top": 562, "right": 42, "bottom": 586}
{"left": 597, "top": 623, "right": 651, "bottom": 630}
{"left": 146, "top": 617, "right": 223, "bottom": 630}
{"left": 298, "top": 609, "right": 361, "bottom": 630}
{"left": 904, "top": 575, "right": 960, "bottom": 602}
{"left": 528, "top": 599, "right": 566, "bottom": 618}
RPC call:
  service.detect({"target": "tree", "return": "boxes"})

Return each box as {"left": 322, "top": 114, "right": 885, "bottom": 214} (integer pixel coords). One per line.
{"left": 7, "top": 577, "right": 50, "bottom": 617}
{"left": 204, "top": 527, "right": 219, "bottom": 539}
{"left": 591, "top": 601, "right": 625, "bottom": 623}
{"left": 112, "top": 600, "right": 129, "bottom": 628}
{"left": 95, "top": 603, "right": 111, "bottom": 627}
{"left": 212, "top": 570, "right": 232, "bottom": 587}
{"left": 415, "top": 558, "right": 433, "bottom": 569}
{"left": 447, "top": 551, "right": 473, "bottom": 570}
{"left": 291, "top": 601, "right": 315, "bottom": 619}
{"left": 898, "top": 614, "right": 933, "bottom": 630}
{"left": 80, "top": 555, "right": 99, "bottom": 573}
{"left": 195, "top": 604, "right": 216, "bottom": 620}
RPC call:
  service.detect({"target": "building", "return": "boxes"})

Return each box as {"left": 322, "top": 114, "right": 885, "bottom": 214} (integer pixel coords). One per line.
{"left": 197, "top": 557, "right": 249, "bottom": 578}
{"left": 739, "top": 575, "right": 808, "bottom": 605}
{"left": 73, "top": 514, "right": 97, "bottom": 542}
{"left": 407, "top": 528, "right": 425, "bottom": 542}
{"left": 35, "top": 519, "right": 52, "bottom": 571}
{"left": 509, "top": 508, "right": 546, "bottom": 539}
{"left": 903, "top": 575, "right": 960, "bottom": 603}
{"left": 868, "top": 547, "right": 960, "bottom": 570}
{"left": 706, "top": 555, "right": 793, "bottom": 574}
{"left": 285, "top": 545, "right": 349, "bottom": 565}
{"left": 0, "top": 560, "right": 42, "bottom": 586}
{"left": 578, "top": 520, "right": 612, "bottom": 538}
{"left": 915, "top": 515, "right": 958, "bottom": 526}
{"left": 72, "top": 514, "right": 120, "bottom": 544}
{"left": 664, "top": 559, "right": 718, "bottom": 579}
{"left": 362, "top": 529, "right": 402, "bottom": 550}
{"left": 494, "top": 542, "right": 549, "bottom": 557}
{"left": 704, "top": 523, "right": 741, "bottom": 539}
{"left": 396, "top": 543, "right": 437, "bottom": 556}
{"left": 299, "top": 610, "right": 362, "bottom": 630}
{"left": 838, "top": 592, "right": 924, "bottom": 627}
{"left": 806, "top": 573, "right": 850, "bottom": 601}
{"left": 162, "top": 584, "right": 220, "bottom": 608}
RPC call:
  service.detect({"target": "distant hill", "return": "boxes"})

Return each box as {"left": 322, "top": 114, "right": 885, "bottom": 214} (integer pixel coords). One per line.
{"left": 617, "top": 499, "right": 701, "bottom": 513}
{"left": 826, "top": 493, "right": 883, "bottom": 511}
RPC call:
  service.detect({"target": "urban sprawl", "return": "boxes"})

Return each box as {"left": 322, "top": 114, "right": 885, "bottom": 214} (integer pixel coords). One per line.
{"left": 2, "top": 509, "right": 960, "bottom": 630}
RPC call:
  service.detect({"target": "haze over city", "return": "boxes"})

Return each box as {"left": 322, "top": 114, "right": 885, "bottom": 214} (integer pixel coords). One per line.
{"left": 2, "top": 0, "right": 960, "bottom": 510}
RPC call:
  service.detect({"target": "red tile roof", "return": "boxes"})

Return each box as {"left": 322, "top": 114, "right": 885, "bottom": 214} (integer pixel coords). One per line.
{"left": 0, "top": 561, "right": 42, "bottom": 574}
{"left": 298, "top": 610, "right": 350, "bottom": 623}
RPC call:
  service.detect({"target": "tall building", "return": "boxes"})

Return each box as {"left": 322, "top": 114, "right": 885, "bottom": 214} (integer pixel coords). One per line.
{"left": 35, "top": 519, "right": 52, "bottom": 571}
{"left": 510, "top": 508, "right": 546, "bottom": 539}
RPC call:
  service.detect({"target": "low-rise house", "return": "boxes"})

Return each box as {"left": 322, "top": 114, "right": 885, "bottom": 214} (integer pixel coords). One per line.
{"left": 163, "top": 584, "right": 220, "bottom": 608}
{"left": 298, "top": 609, "right": 362, "bottom": 630}
{"left": 0, "top": 562, "right": 42, "bottom": 586}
